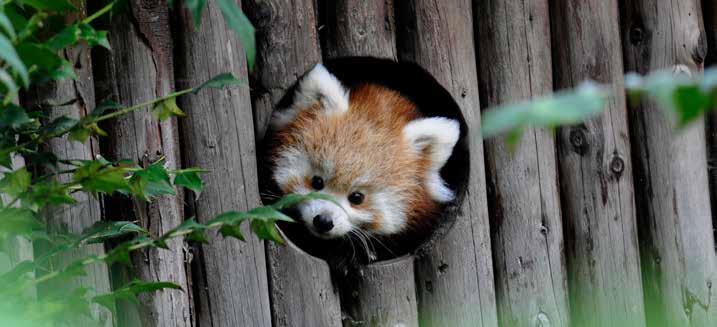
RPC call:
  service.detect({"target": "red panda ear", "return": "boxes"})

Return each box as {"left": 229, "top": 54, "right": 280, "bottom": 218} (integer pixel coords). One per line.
{"left": 403, "top": 117, "right": 460, "bottom": 202}
{"left": 270, "top": 63, "right": 350, "bottom": 130}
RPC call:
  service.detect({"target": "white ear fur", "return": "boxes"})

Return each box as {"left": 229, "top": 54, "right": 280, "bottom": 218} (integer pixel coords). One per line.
{"left": 403, "top": 117, "right": 460, "bottom": 202}
{"left": 270, "top": 63, "right": 350, "bottom": 130}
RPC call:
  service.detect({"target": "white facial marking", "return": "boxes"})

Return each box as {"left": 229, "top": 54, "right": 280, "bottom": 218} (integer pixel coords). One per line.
{"left": 270, "top": 63, "right": 350, "bottom": 131}
{"left": 403, "top": 117, "right": 460, "bottom": 202}
{"left": 272, "top": 147, "right": 311, "bottom": 187}
{"left": 371, "top": 187, "right": 407, "bottom": 234}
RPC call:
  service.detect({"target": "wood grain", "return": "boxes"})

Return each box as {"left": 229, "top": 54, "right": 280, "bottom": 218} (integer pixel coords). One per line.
{"left": 173, "top": 1, "right": 271, "bottom": 326}
{"left": 621, "top": 0, "right": 717, "bottom": 326}
{"left": 473, "top": 0, "right": 569, "bottom": 326}
{"left": 395, "top": 1, "right": 498, "bottom": 326}
{"left": 549, "top": 1, "right": 646, "bottom": 326}
{"left": 244, "top": 1, "right": 342, "bottom": 326}
{"left": 92, "top": 1, "right": 192, "bottom": 326}
{"left": 321, "top": 0, "right": 397, "bottom": 60}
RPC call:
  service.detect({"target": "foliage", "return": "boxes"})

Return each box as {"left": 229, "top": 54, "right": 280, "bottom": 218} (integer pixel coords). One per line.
{"left": 0, "top": 0, "right": 283, "bottom": 326}
{"left": 481, "top": 67, "right": 717, "bottom": 145}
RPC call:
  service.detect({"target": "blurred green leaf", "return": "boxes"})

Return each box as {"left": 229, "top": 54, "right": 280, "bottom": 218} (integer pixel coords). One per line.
{"left": 0, "top": 104, "right": 31, "bottom": 129}
{"left": 129, "top": 160, "right": 175, "bottom": 200}
{"left": 183, "top": 0, "right": 207, "bottom": 27}
{"left": 0, "top": 33, "right": 28, "bottom": 87}
{"left": 46, "top": 24, "right": 80, "bottom": 50}
{"left": 0, "top": 68, "right": 17, "bottom": 94}
{"left": 193, "top": 73, "right": 243, "bottom": 93}
{"left": 162, "top": 218, "right": 207, "bottom": 244}
{"left": 0, "top": 9, "right": 15, "bottom": 41}
{"left": 173, "top": 169, "right": 204, "bottom": 197}
{"left": 79, "top": 221, "right": 148, "bottom": 245}
{"left": 151, "top": 97, "right": 185, "bottom": 121}
{"left": 72, "top": 161, "right": 129, "bottom": 194}
{"left": 93, "top": 279, "right": 181, "bottom": 315}
{"left": 17, "top": 0, "right": 77, "bottom": 12}
{"left": 0, "top": 207, "right": 42, "bottom": 235}
{"left": 0, "top": 167, "right": 30, "bottom": 198}
{"left": 481, "top": 82, "right": 607, "bottom": 143}
{"left": 215, "top": 0, "right": 255, "bottom": 70}
{"left": 78, "top": 24, "right": 109, "bottom": 49}
{"left": 43, "top": 115, "right": 78, "bottom": 136}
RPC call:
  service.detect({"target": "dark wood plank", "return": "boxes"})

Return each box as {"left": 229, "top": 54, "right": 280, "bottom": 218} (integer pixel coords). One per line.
{"left": 244, "top": 1, "right": 342, "bottom": 326}
{"left": 321, "top": 0, "right": 397, "bottom": 60}
{"left": 173, "top": 1, "right": 271, "bottom": 326}
{"left": 92, "top": 1, "right": 193, "bottom": 326}
{"left": 621, "top": 0, "right": 717, "bottom": 326}
{"left": 549, "top": 1, "right": 646, "bottom": 326}
{"left": 473, "top": 0, "right": 569, "bottom": 326}
{"left": 395, "top": 1, "right": 498, "bottom": 326}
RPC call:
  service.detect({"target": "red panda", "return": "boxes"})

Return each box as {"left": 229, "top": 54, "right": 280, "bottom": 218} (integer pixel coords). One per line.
{"left": 268, "top": 63, "right": 459, "bottom": 258}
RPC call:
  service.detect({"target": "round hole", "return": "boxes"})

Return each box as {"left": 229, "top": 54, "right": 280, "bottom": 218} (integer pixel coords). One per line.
{"left": 257, "top": 57, "right": 469, "bottom": 266}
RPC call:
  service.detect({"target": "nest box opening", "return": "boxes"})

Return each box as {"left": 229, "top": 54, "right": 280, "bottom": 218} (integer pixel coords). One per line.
{"left": 257, "top": 57, "right": 469, "bottom": 266}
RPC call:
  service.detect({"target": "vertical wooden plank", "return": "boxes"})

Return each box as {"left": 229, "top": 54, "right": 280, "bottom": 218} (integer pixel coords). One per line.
{"left": 173, "top": 2, "right": 271, "bottom": 327}
{"left": 321, "top": 0, "right": 397, "bottom": 60}
{"left": 19, "top": 2, "right": 110, "bottom": 324}
{"left": 549, "top": 1, "right": 646, "bottom": 326}
{"left": 705, "top": 2, "right": 717, "bottom": 322}
{"left": 321, "top": 1, "right": 419, "bottom": 326}
{"left": 92, "top": 1, "right": 193, "bottom": 326}
{"left": 244, "top": 0, "right": 342, "bottom": 326}
{"left": 394, "top": 1, "right": 498, "bottom": 326}
{"left": 342, "top": 257, "right": 419, "bottom": 327}
{"left": 473, "top": 0, "right": 570, "bottom": 326}
{"left": 621, "top": 0, "right": 717, "bottom": 326}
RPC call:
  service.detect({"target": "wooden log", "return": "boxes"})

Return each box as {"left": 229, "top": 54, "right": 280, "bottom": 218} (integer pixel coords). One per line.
{"left": 473, "top": 1, "right": 569, "bottom": 326}
{"left": 173, "top": 2, "right": 271, "bottom": 326}
{"left": 244, "top": 1, "right": 342, "bottom": 326}
{"left": 703, "top": 0, "right": 717, "bottom": 256}
{"left": 621, "top": 0, "right": 717, "bottom": 326}
{"left": 91, "top": 1, "right": 192, "bottom": 326}
{"left": 19, "top": 2, "right": 110, "bottom": 323}
{"left": 321, "top": 0, "right": 397, "bottom": 60}
{"left": 394, "top": 1, "right": 498, "bottom": 326}
{"left": 322, "top": 1, "right": 420, "bottom": 326}
{"left": 341, "top": 257, "right": 418, "bottom": 327}
{"left": 549, "top": 1, "right": 646, "bottom": 326}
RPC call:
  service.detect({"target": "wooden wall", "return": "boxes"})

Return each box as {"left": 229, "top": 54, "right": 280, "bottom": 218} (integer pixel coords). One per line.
{"left": 41, "top": 0, "right": 717, "bottom": 326}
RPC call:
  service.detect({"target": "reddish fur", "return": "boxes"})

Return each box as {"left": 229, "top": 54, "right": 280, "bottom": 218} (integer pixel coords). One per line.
{"left": 272, "top": 83, "right": 440, "bottom": 235}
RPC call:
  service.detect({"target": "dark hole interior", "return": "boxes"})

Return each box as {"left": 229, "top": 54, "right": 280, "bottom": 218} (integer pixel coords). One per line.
{"left": 257, "top": 57, "right": 470, "bottom": 267}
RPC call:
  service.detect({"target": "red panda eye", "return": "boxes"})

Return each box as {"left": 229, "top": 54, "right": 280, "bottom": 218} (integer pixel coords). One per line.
{"left": 311, "top": 176, "right": 324, "bottom": 190}
{"left": 348, "top": 192, "right": 364, "bottom": 205}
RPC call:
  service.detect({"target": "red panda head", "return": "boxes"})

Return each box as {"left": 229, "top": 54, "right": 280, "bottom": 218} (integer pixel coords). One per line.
{"left": 269, "top": 64, "right": 459, "bottom": 239}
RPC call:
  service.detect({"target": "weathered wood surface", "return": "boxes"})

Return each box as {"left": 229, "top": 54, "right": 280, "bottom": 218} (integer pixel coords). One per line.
{"left": 244, "top": 1, "right": 342, "bottom": 326}
{"left": 621, "top": 0, "right": 717, "bottom": 326}
{"left": 549, "top": 1, "right": 645, "bottom": 326}
{"left": 321, "top": 1, "right": 420, "bottom": 325}
{"left": 703, "top": 0, "right": 717, "bottom": 263}
{"left": 321, "top": 0, "right": 397, "bottom": 60}
{"left": 474, "top": 0, "right": 569, "bottom": 326}
{"left": 341, "top": 257, "right": 419, "bottom": 327}
{"left": 395, "top": 1, "right": 498, "bottom": 326}
{"left": 173, "top": 1, "right": 271, "bottom": 326}
{"left": 92, "top": 1, "right": 193, "bottom": 326}
{"left": 20, "top": 2, "right": 111, "bottom": 324}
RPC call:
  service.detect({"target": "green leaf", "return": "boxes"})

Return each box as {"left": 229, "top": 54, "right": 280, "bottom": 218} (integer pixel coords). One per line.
{"left": 129, "top": 160, "right": 176, "bottom": 200}
{"left": 481, "top": 82, "right": 607, "bottom": 144}
{"left": 43, "top": 115, "right": 79, "bottom": 136}
{"left": 214, "top": 0, "right": 256, "bottom": 70}
{"left": 17, "top": 0, "right": 77, "bottom": 12}
{"left": 163, "top": 218, "right": 207, "bottom": 244}
{"left": 0, "top": 207, "right": 42, "bottom": 235}
{"left": 73, "top": 161, "right": 129, "bottom": 194}
{"left": 93, "top": 279, "right": 182, "bottom": 315}
{"left": 0, "top": 68, "right": 17, "bottom": 94}
{"left": 25, "top": 180, "right": 76, "bottom": 208}
{"left": 79, "top": 221, "right": 148, "bottom": 245}
{"left": 0, "top": 104, "right": 31, "bottom": 129}
{"left": 0, "top": 33, "right": 28, "bottom": 87}
{"left": 46, "top": 24, "right": 80, "bottom": 51}
{"left": 250, "top": 219, "right": 284, "bottom": 244}
{"left": 173, "top": 169, "right": 204, "bottom": 197}
{"left": 271, "top": 192, "right": 336, "bottom": 211}
{"left": 183, "top": 0, "right": 207, "bottom": 26}
{"left": 78, "top": 24, "right": 110, "bottom": 49}
{"left": 193, "top": 73, "right": 243, "bottom": 93}
{"left": 0, "top": 167, "right": 30, "bottom": 198}
{"left": 151, "top": 97, "right": 185, "bottom": 121}
{"left": 0, "top": 9, "right": 16, "bottom": 41}
{"left": 208, "top": 211, "right": 248, "bottom": 240}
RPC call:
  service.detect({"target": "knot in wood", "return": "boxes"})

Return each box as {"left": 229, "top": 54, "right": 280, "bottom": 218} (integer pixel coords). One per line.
{"left": 610, "top": 156, "right": 624, "bottom": 175}
{"left": 569, "top": 128, "right": 588, "bottom": 155}
{"left": 629, "top": 27, "right": 644, "bottom": 45}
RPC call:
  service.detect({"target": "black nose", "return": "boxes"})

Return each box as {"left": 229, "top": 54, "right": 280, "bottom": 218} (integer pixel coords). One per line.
{"left": 312, "top": 214, "right": 334, "bottom": 233}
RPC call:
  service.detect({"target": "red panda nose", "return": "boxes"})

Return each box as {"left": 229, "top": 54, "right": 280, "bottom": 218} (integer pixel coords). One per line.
{"left": 313, "top": 214, "right": 334, "bottom": 233}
